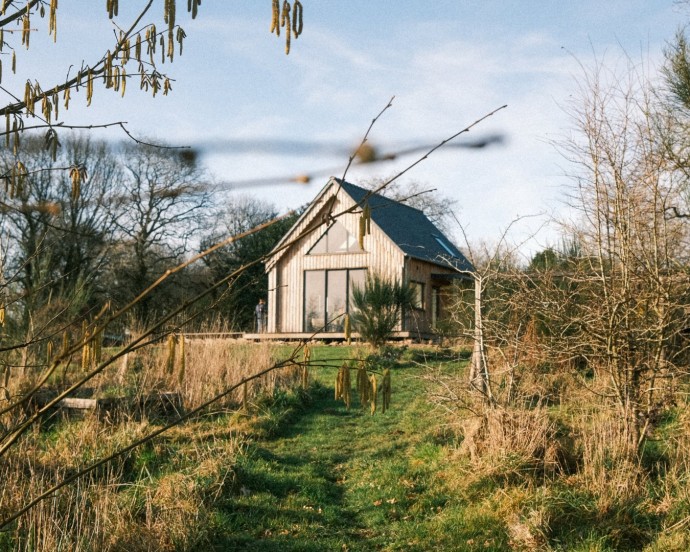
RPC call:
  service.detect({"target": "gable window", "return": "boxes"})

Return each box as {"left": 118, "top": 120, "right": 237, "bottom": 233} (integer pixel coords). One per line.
{"left": 410, "top": 281, "right": 425, "bottom": 310}
{"left": 309, "top": 221, "right": 362, "bottom": 254}
{"left": 304, "top": 268, "right": 366, "bottom": 332}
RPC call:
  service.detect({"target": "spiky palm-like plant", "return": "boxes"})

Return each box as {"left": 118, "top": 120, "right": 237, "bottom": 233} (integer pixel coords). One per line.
{"left": 350, "top": 274, "right": 415, "bottom": 349}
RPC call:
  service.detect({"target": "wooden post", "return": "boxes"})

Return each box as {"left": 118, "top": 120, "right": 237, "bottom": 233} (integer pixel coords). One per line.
{"left": 470, "top": 275, "right": 492, "bottom": 402}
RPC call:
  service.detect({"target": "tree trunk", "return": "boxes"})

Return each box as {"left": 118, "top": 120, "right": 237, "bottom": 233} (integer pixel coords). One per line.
{"left": 470, "top": 276, "right": 492, "bottom": 403}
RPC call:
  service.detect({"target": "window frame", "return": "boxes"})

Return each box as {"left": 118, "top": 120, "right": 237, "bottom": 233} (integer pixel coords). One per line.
{"left": 433, "top": 235, "right": 457, "bottom": 258}
{"left": 410, "top": 280, "right": 425, "bottom": 310}
{"left": 308, "top": 221, "right": 363, "bottom": 255}
{"left": 303, "top": 268, "right": 367, "bottom": 332}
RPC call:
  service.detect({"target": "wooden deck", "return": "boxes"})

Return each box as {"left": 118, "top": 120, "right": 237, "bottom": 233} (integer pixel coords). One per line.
{"left": 242, "top": 331, "right": 435, "bottom": 342}
{"left": 183, "top": 332, "right": 244, "bottom": 340}
{"left": 177, "top": 331, "right": 437, "bottom": 343}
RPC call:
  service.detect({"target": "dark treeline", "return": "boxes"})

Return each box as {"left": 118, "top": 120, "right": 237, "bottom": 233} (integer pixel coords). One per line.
{"left": 0, "top": 136, "right": 299, "bottom": 343}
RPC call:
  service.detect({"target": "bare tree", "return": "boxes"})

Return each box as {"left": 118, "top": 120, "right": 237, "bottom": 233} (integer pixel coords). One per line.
{"left": 109, "top": 145, "right": 210, "bottom": 321}
{"left": 0, "top": 136, "right": 120, "bottom": 332}
{"left": 359, "top": 176, "right": 460, "bottom": 236}
{"left": 552, "top": 57, "right": 690, "bottom": 454}
{"left": 444, "top": 230, "right": 540, "bottom": 406}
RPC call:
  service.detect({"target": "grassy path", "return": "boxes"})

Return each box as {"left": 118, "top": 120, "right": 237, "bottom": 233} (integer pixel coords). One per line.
{"left": 203, "top": 348, "right": 507, "bottom": 551}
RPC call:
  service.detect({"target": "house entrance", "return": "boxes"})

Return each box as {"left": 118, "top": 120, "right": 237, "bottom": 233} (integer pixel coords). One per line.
{"left": 303, "top": 269, "right": 366, "bottom": 332}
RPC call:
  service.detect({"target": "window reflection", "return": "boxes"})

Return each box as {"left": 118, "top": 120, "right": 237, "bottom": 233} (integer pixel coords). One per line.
{"left": 327, "top": 271, "right": 347, "bottom": 331}
{"left": 411, "top": 281, "right": 425, "bottom": 309}
{"left": 304, "top": 268, "right": 367, "bottom": 332}
{"left": 309, "top": 221, "right": 362, "bottom": 254}
{"left": 304, "top": 271, "right": 326, "bottom": 331}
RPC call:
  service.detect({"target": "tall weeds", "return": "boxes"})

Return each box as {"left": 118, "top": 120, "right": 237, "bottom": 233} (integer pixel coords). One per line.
{"left": 430, "top": 353, "right": 690, "bottom": 550}
{"left": 0, "top": 340, "right": 299, "bottom": 551}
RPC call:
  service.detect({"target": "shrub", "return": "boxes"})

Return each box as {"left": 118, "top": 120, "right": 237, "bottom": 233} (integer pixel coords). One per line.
{"left": 350, "top": 274, "right": 415, "bottom": 349}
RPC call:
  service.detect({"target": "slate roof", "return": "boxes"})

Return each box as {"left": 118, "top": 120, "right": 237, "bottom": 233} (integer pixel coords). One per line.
{"left": 335, "top": 179, "right": 474, "bottom": 272}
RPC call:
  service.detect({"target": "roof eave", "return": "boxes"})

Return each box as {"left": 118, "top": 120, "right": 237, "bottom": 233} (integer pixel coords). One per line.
{"left": 405, "top": 252, "right": 475, "bottom": 273}
{"left": 264, "top": 176, "right": 340, "bottom": 271}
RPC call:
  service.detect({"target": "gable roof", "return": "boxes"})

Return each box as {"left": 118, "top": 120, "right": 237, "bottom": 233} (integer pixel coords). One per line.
{"left": 266, "top": 177, "right": 474, "bottom": 272}
{"left": 335, "top": 179, "right": 473, "bottom": 271}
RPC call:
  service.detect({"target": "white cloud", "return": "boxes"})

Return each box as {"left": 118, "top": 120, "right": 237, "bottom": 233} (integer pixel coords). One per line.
{"left": 2, "top": 1, "right": 680, "bottom": 258}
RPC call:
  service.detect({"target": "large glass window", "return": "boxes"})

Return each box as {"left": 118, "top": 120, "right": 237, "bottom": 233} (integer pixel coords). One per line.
{"left": 411, "top": 281, "right": 425, "bottom": 309}
{"left": 304, "top": 271, "right": 326, "bottom": 331}
{"left": 309, "top": 221, "right": 362, "bottom": 254}
{"left": 348, "top": 269, "right": 366, "bottom": 312}
{"left": 327, "top": 271, "right": 347, "bottom": 331}
{"left": 304, "top": 268, "right": 366, "bottom": 332}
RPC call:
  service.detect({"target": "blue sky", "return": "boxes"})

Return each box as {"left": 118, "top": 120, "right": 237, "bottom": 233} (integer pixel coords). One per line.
{"left": 10, "top": 1, "right": 683, "bottom": 257}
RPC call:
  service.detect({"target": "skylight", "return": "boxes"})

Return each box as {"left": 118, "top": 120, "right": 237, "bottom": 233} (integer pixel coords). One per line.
{"left": 434, "top": 236, "right": 457, "bottom": 257}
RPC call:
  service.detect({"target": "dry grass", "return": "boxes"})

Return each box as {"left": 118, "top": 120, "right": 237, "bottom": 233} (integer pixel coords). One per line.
{"left": 572, "top": 412, "right": 647, "bottom": 501}
{"left": 0, "top": 340, "right": 300, "bottom": 551}
{"left": 0, "top": 412, "right": 243, "bottom": 550}
{"left": 0, "top": 335, "right": 300, "bottom": 410}
{"left": 112, "top": 338, "right": 300, "bottom": 409}
{"left": 430, "top": 352, "right": 690, "bottom": 550}
{"left": 457, "top": 403, "right": 563, "bottom": 486}
{"left": 180, "top": 339, "right": 299, "bottom": 408}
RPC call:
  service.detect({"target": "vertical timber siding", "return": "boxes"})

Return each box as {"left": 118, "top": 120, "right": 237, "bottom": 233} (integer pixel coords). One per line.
{"left": 267, "top": 186, "right": 405, "bottom": 333}
{"left": 265, "top": 180, "right": 467, "bottom": 336}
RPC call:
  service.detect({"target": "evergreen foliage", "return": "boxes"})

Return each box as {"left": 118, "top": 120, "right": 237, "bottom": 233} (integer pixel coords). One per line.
{"left": 350, "top": 274, "right": 415, "bottom": 349}
{"left": 200, "top": 199, "right": 301, "bottom": 331}
{"left": 664, "top": 30, "right": 690, "bottom": 110}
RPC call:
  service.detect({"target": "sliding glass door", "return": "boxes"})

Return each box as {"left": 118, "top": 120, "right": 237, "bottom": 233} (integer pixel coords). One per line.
{"left": 304, "top": 269, "right": 366, "bottom": 332}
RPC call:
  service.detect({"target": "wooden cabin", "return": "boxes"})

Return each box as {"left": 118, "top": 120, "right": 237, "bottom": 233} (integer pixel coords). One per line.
{"left": 263, "top": 178, "right": 473, "bottom": 339}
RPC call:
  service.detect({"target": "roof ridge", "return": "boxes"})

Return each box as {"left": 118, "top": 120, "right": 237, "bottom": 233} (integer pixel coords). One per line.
{"left": 334, "top": 178, "right": 427, "bottom": 215}
{"left": 266, "top": 176, "right": 474, "bottom": 273}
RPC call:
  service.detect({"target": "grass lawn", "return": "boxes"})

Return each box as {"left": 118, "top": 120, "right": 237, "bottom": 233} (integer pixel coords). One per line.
{"left": 6, "top": 341, "right": 688, "bottom": 551}
{"left": 203, "top": 345, "right": 506, "bottom": 551}
{"left": 6, "top": 343, "right": 683, "bottom": 551}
